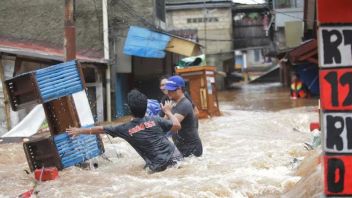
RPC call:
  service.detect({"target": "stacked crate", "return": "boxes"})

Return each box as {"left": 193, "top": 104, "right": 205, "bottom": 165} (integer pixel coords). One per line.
{"left": 5, "top": 60, "right": 104, "bottom": 171}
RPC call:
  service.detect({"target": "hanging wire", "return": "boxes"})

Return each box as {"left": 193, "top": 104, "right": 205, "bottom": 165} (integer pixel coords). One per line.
{"left": 246, "top": 0, "right": 317, "bottom": 23}
{"left": 90, "top": 0, "right": 316, "bottom": 45}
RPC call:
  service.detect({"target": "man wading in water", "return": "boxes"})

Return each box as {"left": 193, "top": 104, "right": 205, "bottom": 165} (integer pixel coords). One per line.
{"left": 67, "top": 89, "right": 183, "bottom": 173}
{"left": 163, "top": 75, "right": 203, "bottom": 157}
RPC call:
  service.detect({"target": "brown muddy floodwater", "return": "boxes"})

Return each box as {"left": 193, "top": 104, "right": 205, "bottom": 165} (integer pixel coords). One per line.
{"left": 0, "top": 83, "right": 322, "bottom": 198}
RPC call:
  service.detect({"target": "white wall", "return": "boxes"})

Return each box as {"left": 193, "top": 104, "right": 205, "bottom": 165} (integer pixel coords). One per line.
{"left": 167, "top": 7, "right": 233, "bottom": 55}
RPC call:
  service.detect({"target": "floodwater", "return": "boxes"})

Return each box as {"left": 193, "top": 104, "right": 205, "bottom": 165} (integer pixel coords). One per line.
{"left": 0, "top": 83, "right": 322, "bottom": 198}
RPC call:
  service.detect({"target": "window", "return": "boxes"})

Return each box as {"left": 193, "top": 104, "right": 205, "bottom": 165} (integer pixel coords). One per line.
{"left": 275, "top": 0, "right": 298, "bottom": 9}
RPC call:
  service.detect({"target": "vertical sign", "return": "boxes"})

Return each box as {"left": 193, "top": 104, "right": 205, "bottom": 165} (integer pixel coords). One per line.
{"left": 317, "top": 0, "right": 352, "bottom": 24}
{"left": 318, "top": 0, "right": 352, "bottom": 196}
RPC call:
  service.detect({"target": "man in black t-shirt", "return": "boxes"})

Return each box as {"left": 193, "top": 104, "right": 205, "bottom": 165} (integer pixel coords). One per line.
{"left": 159, "top": 76, "right": 199, "bottom": 119}
{"left": 163, "top": 75, "right": 203, "bottom": 157}
{"left": 67, "top": 89, "right": 182, "bottom": 172}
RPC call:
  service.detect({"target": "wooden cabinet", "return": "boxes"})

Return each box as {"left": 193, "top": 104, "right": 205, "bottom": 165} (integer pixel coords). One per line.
{"left": 176, "top": 66, "right": 220, "bottom": 118}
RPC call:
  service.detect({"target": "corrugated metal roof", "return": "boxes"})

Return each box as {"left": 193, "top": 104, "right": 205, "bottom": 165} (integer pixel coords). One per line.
{"left": 288, "top": 39, "right": 317, "bottom": 65}
{"left": 0, "top": 39, "right": 107, "bottom": 64}
{"left": 167, "top": 0, "right": 231, "bottom": 4}
{"left": 166, "top": 0, "right": 232, "bottom": 10}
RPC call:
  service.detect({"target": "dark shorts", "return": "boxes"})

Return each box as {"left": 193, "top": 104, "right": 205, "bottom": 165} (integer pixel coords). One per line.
{"left": 177, "top": 141, "right": 203, "bottom": 157}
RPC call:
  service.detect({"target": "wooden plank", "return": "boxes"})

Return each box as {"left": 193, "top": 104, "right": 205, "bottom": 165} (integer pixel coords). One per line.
{"left": 176, "top": 65, "right": 216, "bottom": 74}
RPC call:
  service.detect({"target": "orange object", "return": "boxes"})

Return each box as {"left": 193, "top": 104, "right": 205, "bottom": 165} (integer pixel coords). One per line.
{"left": 34, "top": 167, "right": 59, "bottom": 181}
{"left": 310, "top": 122, "right": 320, "bottom": 132}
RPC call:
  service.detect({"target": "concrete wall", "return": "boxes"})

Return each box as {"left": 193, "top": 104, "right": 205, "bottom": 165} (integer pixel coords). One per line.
{"left": 0, "top": 75, "right": 5, "bottom": 135}
{"left": 0, "top": 0, "right": 161, "bottom": 61}
{"left": 166, "top": 8, "right": 233, "bottom": 54}
{"left": 166, "top": 6, "right": 234, "bottom": 90}
{"left": 0, "top": 0, "right": 103, "bottom": 57}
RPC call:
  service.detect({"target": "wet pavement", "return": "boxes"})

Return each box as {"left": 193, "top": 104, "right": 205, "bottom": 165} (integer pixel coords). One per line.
{"left": 0, "top": 82, "right": 321, "bottom": 198}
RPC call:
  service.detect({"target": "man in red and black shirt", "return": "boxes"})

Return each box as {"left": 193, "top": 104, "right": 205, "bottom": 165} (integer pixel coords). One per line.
{"left": 67, "top": 89, "right": 182, "bottom": 172}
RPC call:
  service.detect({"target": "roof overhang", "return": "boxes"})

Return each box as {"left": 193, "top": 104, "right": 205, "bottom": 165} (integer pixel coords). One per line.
{"left": 288, "top": 39, "right": 317, "bottom": 65}
{"left": 166, "top": 1, "right": 232, "bottom": 11}
{"left": 232, "top": 4, "right": 270, "bottom": 12}
{"left": 0, "top": 40, "right": 107, "bottom": 64}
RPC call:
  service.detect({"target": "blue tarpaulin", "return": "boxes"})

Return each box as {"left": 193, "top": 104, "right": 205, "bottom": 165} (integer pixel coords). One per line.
{"left": 123, "top": 26, "right": 171, "bottom": 58}
{"left": 295, "top": 64, "right": 319, "bottom": 96}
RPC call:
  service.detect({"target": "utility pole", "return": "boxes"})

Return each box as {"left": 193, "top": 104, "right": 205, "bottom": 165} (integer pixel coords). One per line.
{"left": 203, "top": 0, "right": 207, "bottom": 56}
{"left": 102, "top": 0, "right": 111, "bottom": 122}
{"left": 64, "top": 0, "right": 76, "bottom": 61}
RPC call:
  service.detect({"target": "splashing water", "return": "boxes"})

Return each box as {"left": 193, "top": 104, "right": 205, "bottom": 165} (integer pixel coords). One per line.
{"left": 0, "top": 83, "right": 321, "bottom": 197}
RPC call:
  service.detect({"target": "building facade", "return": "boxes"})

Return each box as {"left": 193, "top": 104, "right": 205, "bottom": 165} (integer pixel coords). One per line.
{"left": 166, "top": 0, "right": 234, "bottom": 89}
{"left": 0, "top": 0, "right": 172, "bottom": 135}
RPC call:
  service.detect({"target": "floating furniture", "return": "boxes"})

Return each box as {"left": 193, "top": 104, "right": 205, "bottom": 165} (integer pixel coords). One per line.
{"left": 9, "top": 60, "right": 105, "bottom": 172}
{"left": 5, "top": 60, "right": 84, "bottom": 111}
{"left": 176, "top": 66, "right": 220, "bottom": 118}
{"left": 43, "top": 95, "right": 80, "bottom": 136}
{"left": 23, "top": 132, "right": 104, "bottom": 172}
{"left": 23, "top": 133, "right": 62, "bottom": 171}
{"left": 54, "top": 133, "right": 104, "bottom": 169}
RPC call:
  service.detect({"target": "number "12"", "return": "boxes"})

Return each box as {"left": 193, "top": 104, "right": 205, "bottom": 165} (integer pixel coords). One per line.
{"left": 325, "top": 71, "right": 352, "bottom": 107}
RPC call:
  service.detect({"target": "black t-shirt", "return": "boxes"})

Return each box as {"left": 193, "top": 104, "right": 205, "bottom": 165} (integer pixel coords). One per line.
{"left": 159, "top": 92, "right": 195, "bottom": 117}
{"left": 104, "top": 116, "right": 175, "bottom": 171}
{"left": 172, "top": 97, "right": 202, "bottom": 157}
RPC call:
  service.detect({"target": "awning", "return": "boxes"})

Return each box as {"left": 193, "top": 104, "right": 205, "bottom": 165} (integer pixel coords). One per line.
{"left": 288, "top": 39, "right": 317, "bottom": 65}
{"left": 123, "top": 26, "right": 202, "bottom": 58}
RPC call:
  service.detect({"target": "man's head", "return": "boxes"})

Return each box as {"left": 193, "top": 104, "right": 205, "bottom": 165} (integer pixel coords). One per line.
{"left": 164, "top": 75, "right": 185, "bottom": 91}
{"left": 127, "top": 89, "right": 147, "bottom": 118}
{"left": 164, "top": 75, "right": 185, "bottom": 100}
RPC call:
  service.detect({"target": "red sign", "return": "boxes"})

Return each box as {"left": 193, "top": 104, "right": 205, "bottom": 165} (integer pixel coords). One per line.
{"left": 324, "top": 155, "right": 352, "bottom": 195}
{"left": 317, "top": 0, "right": 352, "bottom": 23}
{"left": 320, "top": 68, "right": 352, "bottom": 110}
